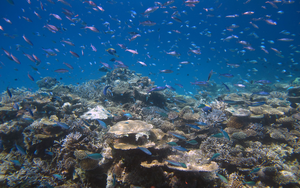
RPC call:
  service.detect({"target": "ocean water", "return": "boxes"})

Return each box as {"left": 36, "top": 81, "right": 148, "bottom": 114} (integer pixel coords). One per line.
{"left": 0, "top": 0, "right": 299, "bottom": 94}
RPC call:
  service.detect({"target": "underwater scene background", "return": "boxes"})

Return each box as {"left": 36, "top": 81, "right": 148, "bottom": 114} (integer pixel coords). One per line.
{"left": 0, "top": 0, "right": 300, "bottom": 187}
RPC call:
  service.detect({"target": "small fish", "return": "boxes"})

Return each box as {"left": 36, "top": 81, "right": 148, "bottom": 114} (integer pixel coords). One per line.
{"left": 211, "top": 133, "right": 224, "bottom": 138}
{"left": 186, "top": 140, "right": 198, "bottom": 145}
{"left": 63, "top": 62, "right": 74, "bottom": 69}
{"left": 23, "top": 35, "right": 33, "bottom": 46}
{"left": 165, "top": 84, "right": 176, "bottom": 91}
{"left": 69, "top": 51, "right": 79, "bottom": 58}
{"left": 139, "top": 20, "right": 156, "bottom": 26}
{"left": 167, "top": 142, "right": 178, "bottom": 146}
{"left": 27, "top": 73, "right": 34, "bottom": 81}
{"left": 207, "top": 69, "right": 214, "bottom": 81}
{"left": 7, "top": 87, "right": 12, "bottom": 98}
{"left": 137, "top": 147, "right": 152, "bottom": 155}
{"left": 53, "top": 121, "right": 69, "bottom": 129}
{"left": 173, "top": 98, "right": 187, "bottom": 103}
{"left": 195, "top": 122, "right": 207, "bottom": 126}
{"left": 197, "top": 104, "right": 206, "bottom": 108}
{"left": 125, "top": 49, "right": 138, "bottom": 54}
{"left": 123, "top": 113, "right": 132, "bottom": 118}
{"left": 54, "top": 69, "right": 69, "bottom": 73}
{"left": 202, "top": 106, "right": 212, "bottom": 112}
{"left": 159, "top": 69, "right": 173, "bottom": 73}
{"left": 219, "top": 73, "right": 234, "bottom": 78}
{"left": 168, "top": 132, "right": 187, "bottom": 140}
{"left": 249, "top": 167, "right": 260, "bottom": 174}
{"left": 166, "top": 160, "right": 187, "bottom": 168}
{"left": 15, "top": 144, "right": 26, "bottom": 155}
{"left": 252, "top": 91, "right": 269, "bottom": 96}
{"left": 155, "top": 111, "right": 168, "bottom": 117}
{"left": 248, "top": 101, "right": 266, "bottom": 106}
{"left": 186, "top": 124, "right": 200, "bottom": 130}
{"left": 6, "top": 0, "right": 14, "bottom": 5}
{"left": 173, "top": 146, "right": 188, "bottom": 152}
{"left": 86, "top": 153, "right": 103, "bottom": 160}
{"left": 106, "top": 48, "right": 119, "bottom": 57}
{"left": 96, "top": 119, "right": 107, "bottom": 128}
{"left": 11, "top": 160, "right": 22, "bottom": 166}
{"left": 27, "top": 108, "right": 34, "bottom": 117}
{"left": 222, "top": 82, "right": 230, "bottom": 91}
{"left": 103, "top": 85, "right": 112, "bottom": 96}
{"left": 217, "top": 173, "right": 228, "bottom": 183}
{"left": 243, "top": 181, "right": 256, "bottom": 186}
{"left": 53, "top": 174, "right": 63, "bottom": 180}
{"left": 148, "top": 86, "right": 167, "bottom": 93}
{"left": 210, "top": 153, "right": 220, "bottom": 161}
{"left": 82, "top": 120, "right": 90, "bottom": 127}
{"left": 221, "top": 129, "right": 230, "bottom": 141}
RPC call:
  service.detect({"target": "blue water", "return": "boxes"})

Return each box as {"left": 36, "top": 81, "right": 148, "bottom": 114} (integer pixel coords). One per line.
{"left": 0, "top": 0, "right": 299, "bottom": 94}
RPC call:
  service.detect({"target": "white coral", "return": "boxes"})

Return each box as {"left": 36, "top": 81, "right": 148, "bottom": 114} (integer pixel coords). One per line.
{"left": 81, "top": 105, "right": 111, "bottom": 120}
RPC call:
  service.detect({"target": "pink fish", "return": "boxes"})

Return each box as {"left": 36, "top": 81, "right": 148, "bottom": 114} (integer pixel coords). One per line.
{"left": 63, "top": 62, "right": 74, "bottom": 69}
{"left": 137, "top": 61, "right": 147, "bottom": 66}
{"left": 91, "top": 44, "right": 97, "bottom": 52}
{"left": 32, "top": 54, "right": 41, "bottom": 64}
{"left": 23, "top": 52, "right": 36, "bottom": 63}
{"left": 58, "top": 0, "right": 72, "bottom": 7}
{"left": 139, "top": 21, "right": 156, "bottom": 26}
{"left": 23, "top": 35, "right": 33, "bottom": 46}
{"left": 84, "top": 26, "right": 100, "bottom": 32}
{"left": 70, "top": 50, "right": 79, "bottom": 58}
{"left": 142, "top": 6, "right": 159, "bottom": 15}
{"left": 10, "top": 54, "right": 21, "bottom": 64}
{"left": 50, "top": 13, "right": 62, "bottom": 20}
{"left": 61, "top": 40, "right": 75, "bottom": 46}
{"left": 28, "top": 73, "right": 34, "bottom": 81}
{"left": 125, "top": 49, "right": 138, "bottom": 54}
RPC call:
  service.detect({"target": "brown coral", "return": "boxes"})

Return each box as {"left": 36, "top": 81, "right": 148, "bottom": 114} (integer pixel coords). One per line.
{"left": 226, "top": 116, "right": 248, "bottom": 129}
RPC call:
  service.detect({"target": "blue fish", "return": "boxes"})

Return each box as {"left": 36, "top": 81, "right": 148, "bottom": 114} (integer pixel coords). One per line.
{"left": 96, "top": 119, "right": 107, "bottom": 128}
{"left": 249, "top": 167, "right": 260, "bottom": 174}
{"left": 82, "top": 120, "right": 91, "bottom": 127}
{"left": 252, "top": 91, "right": 270, "bottom": 96}
{"left": 167, "top": 142, "right": 178, "bottom": 146}
{"left": 222, "top": 82, "right": 230, "bottom": 91}
{"left": 123, "top": 113, "right": 132, "bottom": 118}
{"left": 103, "top": 85, "right": 112, "bottom": 96}
{"left": 186, "top": 140, "right": 198, "bottom": 145}
{"left": 211, "top": 133, "right": 224, "bottom": 138}
{"left": 166, "top": 160, "right": 187, "bottom": 168}
{"left": 15, "top": 144, "right": 26, "bottom": 155}
{"left": 11, "top": 160, "right": 22, "bottom": 166}
{"left": 221, "top": 129, "right": 230, "bottom": 141}
{"left": 248, "top": 101, "right": 266, "bottom": 106}
{"left": 148, "top": 86, "right": 167, "bottom": 93}
{"left": 210, "top": 153, "right": 220, "bottom": 161}
{"left": 186, "top": 124, "right": 200, "bottom": 130}
{"left": 6, "top": 87, "right": 12, "bottom": 98}
{"left": 168, "top": 132, "right": 187, "bottom": 140}
{"left": 53, "top": 174, "right": 63, "bottom": 180}
{"left": 202, "top": 106, "right": 212, "bottom": 112}
{"left": 0, "top": 138, "right": 3, "bottom": 150}
{"left": 137, "top": 147, "right": 152, "bottom": 155}
{"left": 173, "top": 98, "right": 187, "bottom": 103}
{"left": 243, "top": 181, "right": 256, "bottom": 186}
{"left": 219, "top": 73, "right": 234, "bottom": 78}
{"left": 173, "top": 146, "right": 188, "bottom": 152}
{"left": 27, "top": 108, "right": 34, "bottom": 117}
{"left": 86, "top": 153, "right": 103, "bottom": 160}
{"left": 195, "top": 122, "right": 207, "bottom": 126}
{"left": 53, "top": 121, "right": 69, "bottom": 129}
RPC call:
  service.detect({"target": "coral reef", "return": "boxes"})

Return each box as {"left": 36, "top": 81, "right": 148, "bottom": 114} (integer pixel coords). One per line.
{"left": 0, "top": 69, "right": 300, "bottom": 187}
